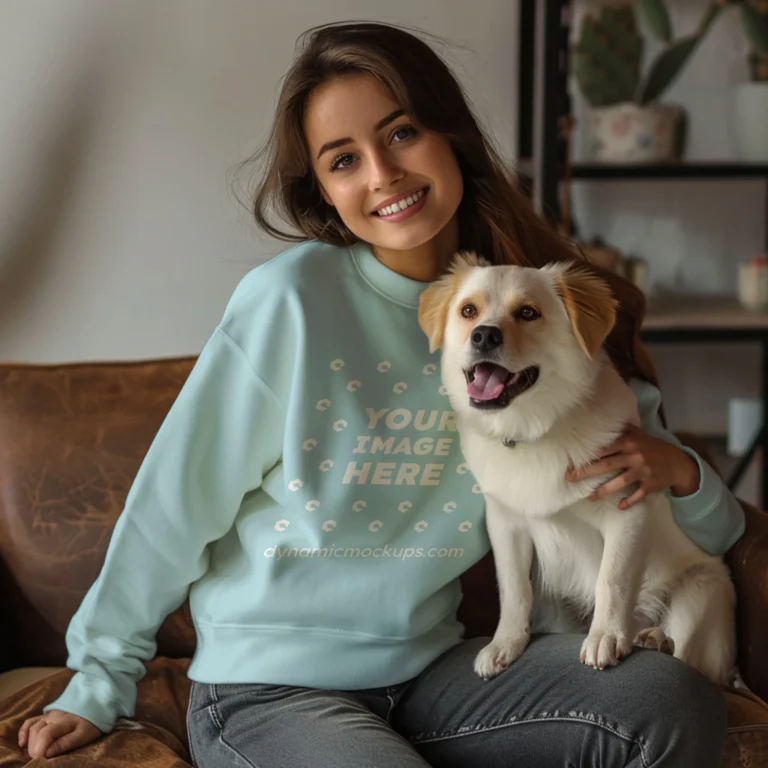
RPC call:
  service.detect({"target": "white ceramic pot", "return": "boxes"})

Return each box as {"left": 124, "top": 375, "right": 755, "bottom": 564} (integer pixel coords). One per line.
{"left": 588, "top": 102, "right": 680, "bottom": 163}
{"left": 733, "top": 83, "right": 768, "bottom": 162}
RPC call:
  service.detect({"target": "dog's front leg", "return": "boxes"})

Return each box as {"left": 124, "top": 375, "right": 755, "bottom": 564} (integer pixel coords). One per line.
{"left": 474, "top": 499, "right": 534, "bottom": 680}
{"left": 581, "top": 501, "right": 650, "bottom": 670}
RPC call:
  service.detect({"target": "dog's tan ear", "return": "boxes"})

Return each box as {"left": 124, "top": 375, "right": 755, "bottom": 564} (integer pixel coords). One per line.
{"left": 554, "top": 267, "right": 618, "bottom": 359}
{"left": 419, "top": 251, "right": 491, "bottom": 352}
{"left": 418, "top": 275, "right": 459, "bottom": 353}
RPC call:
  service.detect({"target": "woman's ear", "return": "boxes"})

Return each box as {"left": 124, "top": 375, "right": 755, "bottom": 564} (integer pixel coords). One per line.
{"left": 318, "top": 183, "right": 333, "bottom": 207}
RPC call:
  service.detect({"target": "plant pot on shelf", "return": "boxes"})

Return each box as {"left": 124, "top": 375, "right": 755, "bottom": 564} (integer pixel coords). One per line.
{"left": 588, "top": 102, "right": 684, "bottom": 163}
{"left": 574, "top": 2, "right": 721, "bottom": 165}
{"left": 733, "top": 82, "right": 768, "bottom": 162}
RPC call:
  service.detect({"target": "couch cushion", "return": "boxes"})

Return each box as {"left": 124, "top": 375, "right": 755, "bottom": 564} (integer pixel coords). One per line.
{"left": 0, "top": 359, "right": 197, "bottom": 670}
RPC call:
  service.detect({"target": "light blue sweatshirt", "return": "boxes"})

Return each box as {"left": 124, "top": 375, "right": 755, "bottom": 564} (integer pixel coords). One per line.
{"left": 45, "top": 240, "right": 745, "bottom": 732}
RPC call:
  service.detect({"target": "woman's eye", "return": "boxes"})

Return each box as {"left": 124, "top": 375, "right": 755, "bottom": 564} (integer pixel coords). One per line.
{"left": 516, "top": 305, "right": 540, "bottom": 322}
{"left": 391, "top": 124, "right": 418, "bottom": 143}
{"left": 461, "top": 304, "right": 477, "bottom": 319}
{"left": 329, "top": 153, "right": 356, "bottom": 172}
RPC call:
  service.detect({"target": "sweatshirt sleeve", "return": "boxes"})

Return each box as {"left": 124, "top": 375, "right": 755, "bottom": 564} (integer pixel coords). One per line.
{"left": 630, "top": 378, "right": 746, "bottom": 556}
{"left": 43, "top": 326, "right": 285, "bottom": 732}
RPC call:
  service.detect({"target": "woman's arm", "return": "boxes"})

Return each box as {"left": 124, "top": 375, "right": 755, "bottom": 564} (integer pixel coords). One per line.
{"left": 566, "top": 378, "right": 746, "bottom": 556}
{"left": 630, "top": 379, "right": 745, "bottom": 555}
{"left": 629, "top": 378, "right": 745, "bottom": 555}
{"left": 41, "top": 326, "right": 285, "bottom": 733}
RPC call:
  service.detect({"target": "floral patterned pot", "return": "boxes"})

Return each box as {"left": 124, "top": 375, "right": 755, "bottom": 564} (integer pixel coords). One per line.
{"left": 588, "top": 102, "right": 681, "bottom": 163}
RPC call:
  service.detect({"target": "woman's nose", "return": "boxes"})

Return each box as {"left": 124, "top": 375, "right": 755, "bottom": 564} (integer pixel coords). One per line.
{"left": 368, "top": 150, "right": 404, "bottom": 191}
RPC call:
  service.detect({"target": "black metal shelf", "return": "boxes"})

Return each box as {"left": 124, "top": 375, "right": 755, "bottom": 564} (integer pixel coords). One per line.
{"left": 515, "top": 159, "right": 768, "bottom": 184}
{"left": 572, "top": 162, "right": 768, "bottom": 180}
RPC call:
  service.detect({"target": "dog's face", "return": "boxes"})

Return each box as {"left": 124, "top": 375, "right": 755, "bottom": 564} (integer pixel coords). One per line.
{"left": 418, "top": 252, "right": 618, "bottom": 442}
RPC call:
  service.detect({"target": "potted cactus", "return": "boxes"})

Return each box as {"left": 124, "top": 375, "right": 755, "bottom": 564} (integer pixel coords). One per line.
{"left": 574, "top": 1, "right": 723, "bottom": 162}
{"left": 731, "top": 0, "right": 768, "bottom": 160}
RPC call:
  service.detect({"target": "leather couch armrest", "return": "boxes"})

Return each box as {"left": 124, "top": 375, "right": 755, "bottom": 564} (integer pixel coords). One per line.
{"left": 726, "top": 502, "right": 768, "bottom": 703}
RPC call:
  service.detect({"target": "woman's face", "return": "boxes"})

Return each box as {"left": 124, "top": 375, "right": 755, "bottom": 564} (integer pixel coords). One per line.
{"left": 304, "top": 74, "right": 464, "bottom": 254}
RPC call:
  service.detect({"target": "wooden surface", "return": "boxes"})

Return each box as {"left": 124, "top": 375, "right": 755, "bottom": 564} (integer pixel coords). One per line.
{"left": 643, "top": 295, "right": 768, "bottom": 331}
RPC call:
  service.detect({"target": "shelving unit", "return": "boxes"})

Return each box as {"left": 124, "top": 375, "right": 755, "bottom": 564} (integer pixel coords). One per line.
{"left": 572, "top": 162, "right": 768, "bottom": 183}
{"left": 520, "top": 1, "right": 768, "bottom": 506}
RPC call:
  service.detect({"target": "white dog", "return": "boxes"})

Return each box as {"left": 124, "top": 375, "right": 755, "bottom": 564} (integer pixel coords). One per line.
{"left": 418, "top": 252, "right": 736, "bottom": 684}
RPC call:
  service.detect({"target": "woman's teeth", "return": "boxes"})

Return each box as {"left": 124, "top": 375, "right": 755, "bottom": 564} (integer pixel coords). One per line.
{"left": 376, "top": 188, "right": 426, "bottom": 217}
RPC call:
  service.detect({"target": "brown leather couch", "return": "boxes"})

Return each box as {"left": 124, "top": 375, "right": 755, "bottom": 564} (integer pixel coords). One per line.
{"left": 0, "top": 358, "right": 767, "bottom": 767}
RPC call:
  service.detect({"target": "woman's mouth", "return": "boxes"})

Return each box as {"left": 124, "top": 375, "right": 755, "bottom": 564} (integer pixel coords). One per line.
{"left": 372, "top": 187, "right": 429, "bottom": 222}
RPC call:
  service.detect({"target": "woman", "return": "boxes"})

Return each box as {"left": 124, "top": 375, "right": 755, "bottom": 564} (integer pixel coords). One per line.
{"left": 20, "top": 21, "right": 743, "bottom": 767}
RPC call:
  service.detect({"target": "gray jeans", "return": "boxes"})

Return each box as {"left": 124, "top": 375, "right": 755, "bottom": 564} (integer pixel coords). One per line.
{"left": 186, "top": 634, "right": 726, "bottom": 768}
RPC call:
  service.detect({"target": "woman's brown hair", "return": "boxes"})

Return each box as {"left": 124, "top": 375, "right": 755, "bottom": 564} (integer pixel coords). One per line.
{"left": 235, "top": 21, "right": 660, "bottom": 392}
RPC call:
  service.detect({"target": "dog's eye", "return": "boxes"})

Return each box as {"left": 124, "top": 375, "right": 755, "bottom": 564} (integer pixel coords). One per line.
{"left": 461, "top": 304, "right": 477, "bottom": 319}
{"left": 516, "top": 305, "right": 540, "bottom": 322}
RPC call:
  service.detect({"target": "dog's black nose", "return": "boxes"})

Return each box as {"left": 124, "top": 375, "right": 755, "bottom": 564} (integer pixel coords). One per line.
{"left": 471, "top": 325, "right": 503, "bottom": 352}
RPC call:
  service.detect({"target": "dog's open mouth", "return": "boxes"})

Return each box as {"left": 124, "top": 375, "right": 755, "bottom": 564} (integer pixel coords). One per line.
{"left": 465, "top": 363, "right": 540, "bottom": 408}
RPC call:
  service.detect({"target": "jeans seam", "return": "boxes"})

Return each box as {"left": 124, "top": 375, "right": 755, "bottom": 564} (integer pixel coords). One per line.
{"left": 216, "top": 733, "right": 262, "bottom": 768}
{"left": 187, "top": 731, "right": 199, "bottom": 767}
{"left": 409, "top": 714, "right": 649, "bottom": 768}
{"left": 205, "top": 683, "right": 263, "bottom": 768}
{"left": 208, "top": 685, "right": 225, "bottom": 731}
{"left": 385, "top": 694, "right": 396, "bottom": 724}
{"left": 186, "top": 688, "right": 200, "bottom": 767}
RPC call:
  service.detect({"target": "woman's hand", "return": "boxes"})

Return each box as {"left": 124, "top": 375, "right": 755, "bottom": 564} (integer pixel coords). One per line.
{"left": 565, "top": 424, "right": 700, "bottom": 510}
{"left": 18, "top": 710, "right": 102, "bottom": 759}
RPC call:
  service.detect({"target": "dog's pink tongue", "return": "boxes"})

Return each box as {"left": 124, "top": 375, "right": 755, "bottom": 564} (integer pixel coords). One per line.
{"left": 467, "top": 364, "right": 508, "bottom": 401}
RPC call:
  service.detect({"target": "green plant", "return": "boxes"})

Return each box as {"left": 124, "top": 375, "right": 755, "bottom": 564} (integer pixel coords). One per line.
{"left": 574, "top": 1, "right": 724, "bottom": 107}
{"left": 736, "top": 0, "right": 768, "bottom": 82}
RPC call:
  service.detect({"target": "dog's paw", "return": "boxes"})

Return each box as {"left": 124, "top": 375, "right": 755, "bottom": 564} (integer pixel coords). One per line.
{"left": 473, "top": 634, "right": 529, "bottom": 680}
{"left": 633, "top": 627, "right": 675, "bottom": 656}
{"left": 580, "top": 629, "right": 632, "bottom": 670}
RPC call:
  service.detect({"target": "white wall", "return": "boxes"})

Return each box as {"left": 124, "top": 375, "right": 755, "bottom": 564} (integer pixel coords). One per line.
{"left": 0, "top": 0, "right": 518, "bottom": 363}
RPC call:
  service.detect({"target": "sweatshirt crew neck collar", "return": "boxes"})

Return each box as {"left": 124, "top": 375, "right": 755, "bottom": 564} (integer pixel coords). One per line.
{"left": 350, "top": 241, "right": 432, "bottom": 309}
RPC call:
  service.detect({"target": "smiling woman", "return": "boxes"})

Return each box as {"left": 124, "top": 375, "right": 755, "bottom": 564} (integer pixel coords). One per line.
{"left": 303, "top": 74, "right": 463, "bottom": 279}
